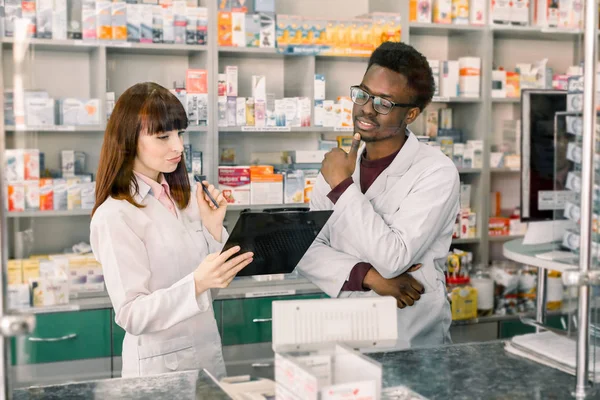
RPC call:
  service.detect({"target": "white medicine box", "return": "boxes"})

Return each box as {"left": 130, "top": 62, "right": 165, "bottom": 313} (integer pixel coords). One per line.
{"left": 272, "top": 296, "right": 398, "bottom": 400}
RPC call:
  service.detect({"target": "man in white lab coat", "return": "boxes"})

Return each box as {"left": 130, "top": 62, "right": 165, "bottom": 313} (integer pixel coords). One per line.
{"left": 297, "top": 41, "right": 460, "bottom": 349}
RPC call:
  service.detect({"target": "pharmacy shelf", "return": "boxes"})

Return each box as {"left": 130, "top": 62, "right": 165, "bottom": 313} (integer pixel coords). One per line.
{"left": 409, "top": 23, "right": 485, "bottom": 36}
{"left": 489, "top": 234, "right": 525, "bottom": 242}
{"left": 7, "top": 210, "right": 92, "bottom": 218}
{"left": 227, "top": 204, "right": 309, "bottom": 212}
{"left": 5, "top": 125, "right": 104, "bottom": 132}
{"left": 492, "top": 97, "right": 520, "bottom": 103}
{"left": 452, "top": 237, "right": 480, "bottom": 244}
{"left": 1, "top": 37, "right": 99, "bottom": 52}
{"left": 491, "top": 25, "right": 582, "bottom": 41}
{"left": 1, "top": 37, "right": 207, "bottom": 55}
{"left": 458, "top": 168, "right": 482, "bottom": 174}
{"left": 218, "top": 46, "right": 281, "bottom": 58}
{"left": 105, "top": 42, "right": 207, "bottom": 55}
{"left": 432, "top": 96, "right": 481, "bottom": 103}
{"left": 188, "top": 126, "right": 209, "bottom": 133}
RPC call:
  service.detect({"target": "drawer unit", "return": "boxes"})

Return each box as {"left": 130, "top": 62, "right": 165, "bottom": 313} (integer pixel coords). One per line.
{"left": 218, "top": 294, "right": 328, "bottom": 346}
{"left": 11, "top": 309, "right": 112, "bottom": 365}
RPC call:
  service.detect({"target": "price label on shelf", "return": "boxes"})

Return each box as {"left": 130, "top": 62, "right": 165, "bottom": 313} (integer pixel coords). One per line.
{"left": 107, "top": 41, "right": 132, "bottom": 48}
{"left": 334, "top": 127, "right": 354, "bottom": 132}
{"left": 432, "top": 96, "right": 450, "bottom": 102}
{"left": 241, "top": 127, "right": 291, "bottom": 132}
{"left": 55, "top": 126, "right": 76, "bottom": 131}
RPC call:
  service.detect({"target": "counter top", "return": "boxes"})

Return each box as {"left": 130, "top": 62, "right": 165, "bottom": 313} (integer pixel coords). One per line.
{"left": 503, "top": 238, "right": 578, "bottom": 273}
{"left": 11, "top": 341, "right": 580, "bottom": 399}
{"left": 370, "top": 341, "right": 577, "bottom": 399}
{"left": 13, "top": 369, "right": 228, "bottom": 400}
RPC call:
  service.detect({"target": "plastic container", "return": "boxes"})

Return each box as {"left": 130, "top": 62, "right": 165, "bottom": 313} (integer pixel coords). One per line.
{"left": 471, "top": 270, "right": 494, "bottom": 317}
{"left": 547, "top": 270, "right": 564, "bottom": 311}
{"left": 447, "top": 276, "right": 478, "bottom": 320}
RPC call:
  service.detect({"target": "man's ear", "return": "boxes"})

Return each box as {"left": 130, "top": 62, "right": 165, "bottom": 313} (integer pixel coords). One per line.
{"left": 404, "top": 107, "right": 421, "bottom": 125}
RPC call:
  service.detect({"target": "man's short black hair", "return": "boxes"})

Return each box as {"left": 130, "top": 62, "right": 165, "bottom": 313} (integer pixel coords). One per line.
{"left": 367, "top": 42, "right": 435, "bottom": 112}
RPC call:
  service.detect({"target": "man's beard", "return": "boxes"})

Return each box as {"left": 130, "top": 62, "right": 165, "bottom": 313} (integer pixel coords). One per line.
{"left": 358, "top": 124, "right": 405, "bottom": 143}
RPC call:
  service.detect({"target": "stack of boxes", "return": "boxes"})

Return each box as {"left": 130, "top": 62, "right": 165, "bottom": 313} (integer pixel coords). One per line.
{"left": 452, "top": 182, "right": 477, "bottom": 240}
{"left": 4, "top": 148, "right": 95, "bottom": 212}
{"left": 491, "top": 0, "right": 583, "bottom": 29}
{"left": 3, "top": 90, "right": 101, "bottom": 128}
{"left": 218, "top": 0, "right": 275, "bottom": 48}
{"left": 217, "top": 0, "right": 401, "bottom": 57}
{"left": 410, "top": 0, "right": 486, "bottom": 25}
{"left": 8, "top": 253, "right": 105, "bottom": 309}
{"left": 217, "top": 66, "right": 312, "bottom": 129}
{"left": 313, "top": 75, "right": 354, "bottom": 129}
{"left": 218, "top": 163, "right": 319, "bottom": 206}
{"left": 2, "top": 0, "right": 208, "bottom": 45}
{"left": 428, "top": 57, "right": 481, "bottom": 99}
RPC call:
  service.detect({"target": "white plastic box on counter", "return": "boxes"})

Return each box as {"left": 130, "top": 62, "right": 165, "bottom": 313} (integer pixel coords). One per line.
{"left": 272, "top": 297, "right": 398, "bottom": 400}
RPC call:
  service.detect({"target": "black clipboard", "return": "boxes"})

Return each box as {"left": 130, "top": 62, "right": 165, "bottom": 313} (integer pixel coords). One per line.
{"left": 222, "top": 208, "right": 333, "bottom": 276}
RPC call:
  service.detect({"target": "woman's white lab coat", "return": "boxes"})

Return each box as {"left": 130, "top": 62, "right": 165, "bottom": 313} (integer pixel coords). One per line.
{"left": 90, "top": 176, "right": 228, "bottom": 378}
{"left": 297, "top": 132, "right": 459, "bottom": 350}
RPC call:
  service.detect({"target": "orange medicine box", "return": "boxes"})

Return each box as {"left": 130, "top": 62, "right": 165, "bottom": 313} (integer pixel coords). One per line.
{"left": 39, "top": 178, "right": 54, "bottom": 211}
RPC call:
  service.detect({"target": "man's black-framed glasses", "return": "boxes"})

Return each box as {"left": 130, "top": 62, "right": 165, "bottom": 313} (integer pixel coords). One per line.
{"left": 350, "top": 86, "right": 416, "bottom": 115}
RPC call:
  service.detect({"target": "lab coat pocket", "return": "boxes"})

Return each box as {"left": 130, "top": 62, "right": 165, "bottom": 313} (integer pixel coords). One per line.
{"left": 138, "top": 336, "right": 198, "bottom": 375}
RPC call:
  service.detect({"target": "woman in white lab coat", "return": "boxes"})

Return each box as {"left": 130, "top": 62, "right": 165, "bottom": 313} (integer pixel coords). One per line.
{"left": 90, "top": 82, "right": 253, "bottom": 379}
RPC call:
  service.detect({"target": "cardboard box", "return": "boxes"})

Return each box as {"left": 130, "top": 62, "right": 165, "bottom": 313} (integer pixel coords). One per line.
{"left": 284, "top": 170, "right": 305, "bottom": 204}
{"left": 460, "top": 183, "right": 471, "bottom": 210}
{"left": 218, "top": 166, "right": 250, "bottom": 205}
{"left": 140, "top": 4, "right": 153, "bottom": 42}
{"left": 303, "top": 170, "right": 319, "bottom": 203}
{"left": 172, "top": 0, "right": 186, "bottom": 44}
{"left": 24, "top": 181, "right": 40, "bottom": 211}
{"left": 433, "top": 0, "right": 451, "bottom": 23}
{"left": 259, "top": 12, "right": 275, "bottom": 48}
{"left": 94, "top": 0, "right": 110, "bottom": 40}
{"left": 492, "top": 70, "right": 507, "bottom": 98}
{"left": 469, "top": 0, "right": 485, "bottom": 24}
{"left": 511, "top": 0, "right": 529, "bottom": 25}
{"left": 127, "top": 3, "right": 141, "bottom": 42}
{"left": 25, "top": 98, "right": 55, "bottom": 127}
{"left": 225, "top": 65, "right": 238, "bottom": 97}
{"left": 152, "top": 4, "right": 163, "bottom": 42}
{"left": 410, "top": 0, "right": 432, "bottom": 23}
{"left": 236, "top": 97, "right": 246, "bottom": 126}
{"left": 452, "top": 0, "right": 469, "bottom": 24}
{"left": 36, "top": 0, "right": 53, "bottom": 38}
{"left": 22, "top": 259, "right": 40, "bottom": 284}
{"left": 53, "top": 178, "right": 68, "bottom": 211}
{"left": 218, "top": 11, "right": 232, "bottom": 46}
{"left": 162, "top": 4, "right": 174, "bottom": 43}
{"left": 250, "top": 173, "right": 283, "bottom": 205}
{"left": 314, "top": 74, "right": 326, "bottom": 101}
{"left": 7, "top": 183, "right": 25, "bottom": 212}
{"left": 441, "top": 60, "right": 459, "bottom": 98}
{"left": 231, "top": 11, "right": 245, "bottom": 46}
{"left": 7, "top": 260, "right": 23, "bottom": 285}
{"left": 458, "top": 57, "right": 481, "bottom": 98}
{"left": 489, "top": 217, "right": 510, "bottom": 236}
{"left": 66, "top": 0, "right": 82, "bottom": 39}
{"left": 39, "top": 178, "right": 54, "bottom": 211}
{"left": 245, "top": 12, "right": 260, "bottom": 47}
{"left": 491, "top": 0, "right": 511, "bottom": 24}
{"left": 5, "top": 149, "right": 24, "bottom": 182}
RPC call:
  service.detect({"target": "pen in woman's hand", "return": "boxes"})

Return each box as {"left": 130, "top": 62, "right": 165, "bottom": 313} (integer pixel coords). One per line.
{"left": 194, "top": 175, "right": 220, "bottom": 209}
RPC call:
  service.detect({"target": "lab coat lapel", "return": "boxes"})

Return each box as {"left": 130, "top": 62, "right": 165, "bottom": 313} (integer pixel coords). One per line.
{"left": 364, "top": 132, "right": 419, "bottom": 201}
{"left": 132, "top": 175, "right": 183, "bottom": 226}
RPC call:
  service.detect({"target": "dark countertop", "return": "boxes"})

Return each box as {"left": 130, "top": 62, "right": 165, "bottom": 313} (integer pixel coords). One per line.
{"left": 370, "top": 341, "right": 582, "bottom": 400}
{"left": 11, "top": 341, "right": 589, "bottom": 399}
{"left": 12, "top": 369, "right": 229, "bottom": 400}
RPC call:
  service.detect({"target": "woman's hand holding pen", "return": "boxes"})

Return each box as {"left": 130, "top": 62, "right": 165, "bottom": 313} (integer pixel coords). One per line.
{"left": 194, "top": 246, "right": 254, "bottom": 296}
{"left": 196, "top": 181, "right": 228, "bottom": 242}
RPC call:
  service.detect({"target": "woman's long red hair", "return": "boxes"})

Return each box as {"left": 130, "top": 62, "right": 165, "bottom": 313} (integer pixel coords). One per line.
{"left": 92, "top": 82, "right": 190, "bottom": 216}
